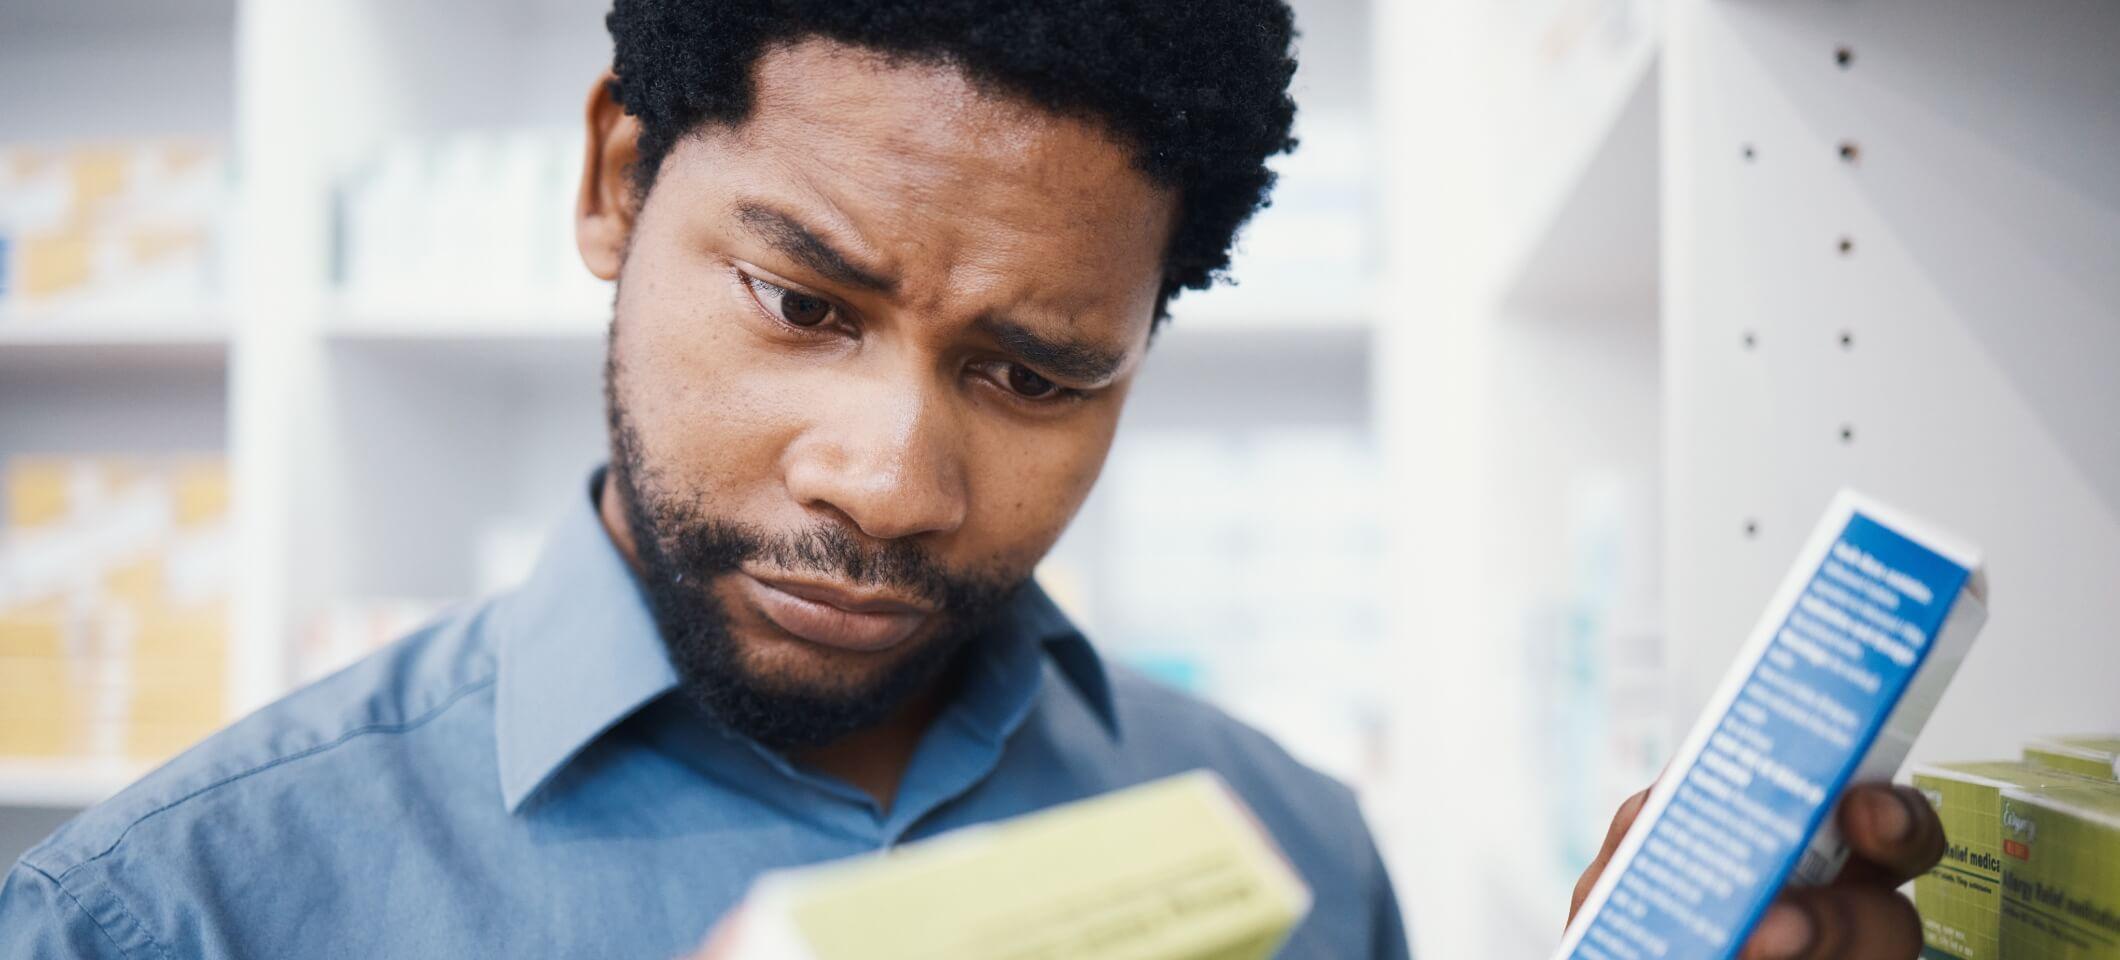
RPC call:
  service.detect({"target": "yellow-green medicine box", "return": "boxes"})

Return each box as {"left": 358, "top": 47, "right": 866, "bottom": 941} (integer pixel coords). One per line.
{"left": 1998, "top": 782, "right": 2120, "bottom": 959}
{"left": 2025, "top": 737, "right": 2120, "bottom": 782}
{"left": 724, "top": 771, "right": 1311, "bottom": 960}
{"left": 1913, "top": 762, "right": 2099, "bottom": 960}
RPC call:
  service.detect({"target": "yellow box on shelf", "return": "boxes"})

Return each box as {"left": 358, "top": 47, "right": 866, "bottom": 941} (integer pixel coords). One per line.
{"left": 0, "top": 713, "right": 79, "bottom": 758}
{"left": 124, "top": 683, "right": 224, "bottom": 728}
{"left": 0, "top": 596, "right": 69, "bottom": 658}
{"left": 122, "top": 601, "right": 227, "bottom": 662}
{"left": 0, "top": 453, "right": 233, "bottom": 765}
{"left": 103, "top": 555, "right": 164, "bottom": 608}
{"left": 0, "top": 658, "right": 85, "bottom": 757}
{"left": 5, "top": 459, "right": 73, "bottom": 527}
{"left": 0, "top": 140, "right": 226, "bottom": 310}
{"left": 171, "top": 460, "right": 230, "bottom": 528}
{"left": 124, "top": 723, "right": 218, "bottom": 763}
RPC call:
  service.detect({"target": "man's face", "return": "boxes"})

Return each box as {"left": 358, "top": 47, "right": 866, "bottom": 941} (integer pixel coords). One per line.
{"left": 578, "top": 40, "right": 1177, "bottom": 747}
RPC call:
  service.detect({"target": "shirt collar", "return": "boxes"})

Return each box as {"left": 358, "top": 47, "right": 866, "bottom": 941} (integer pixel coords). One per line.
{"left": 492, "top": 470, "right": 1119, "bottom": 813}
{"left": 492, "top": 474, "right": 679, "bottom": 812}
{"left": 1003, "top": 581, "right": 1117, "bottom": 737}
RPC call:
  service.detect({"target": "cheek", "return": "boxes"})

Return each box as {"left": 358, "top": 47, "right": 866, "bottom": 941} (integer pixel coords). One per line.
{"left": 612, "top": 240, "right": 815, "bottom": 507}
{"left": 962, "top": 398, "right": 1125, "bottom": 566}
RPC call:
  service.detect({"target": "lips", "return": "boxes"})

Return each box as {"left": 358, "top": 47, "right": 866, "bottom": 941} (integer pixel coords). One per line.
{"left": 735, "top": 571, "right": 933, "bottom": 653}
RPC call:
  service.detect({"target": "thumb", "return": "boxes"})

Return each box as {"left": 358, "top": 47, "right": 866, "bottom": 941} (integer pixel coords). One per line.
{"left": 1570, "top": 786, "right": 1651, "bottom": 925}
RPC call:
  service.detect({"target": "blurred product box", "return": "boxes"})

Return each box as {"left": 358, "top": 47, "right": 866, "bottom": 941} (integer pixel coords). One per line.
{"left": 1914, "top": 761, "right": 2110, "bottom": 960}
{"left": 0, "top": 456, "right": 230, "bottom": 763}
{"left": 0, "top": 141, "right": 226, "bottom": 314}
{"left": 1998, "top": 782, "right": 2120, "bottom": 959}
{"left": 2026, "top": 736, "right": 2120, "bottom": 782}
{"left": 337, "top": 129, "right": 604, "bottom": 316}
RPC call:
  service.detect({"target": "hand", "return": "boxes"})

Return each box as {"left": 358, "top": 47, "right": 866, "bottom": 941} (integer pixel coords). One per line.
{"left": 1568, "top": 782, "right": 1946, "bottom": 959}
{"left": 686, "top": 903, "right": 748, "bottom": 960}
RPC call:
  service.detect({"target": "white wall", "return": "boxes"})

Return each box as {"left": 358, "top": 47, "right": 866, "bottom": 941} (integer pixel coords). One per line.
{"left": 1664, "top": 0, "right": 2120, "bottom": 761}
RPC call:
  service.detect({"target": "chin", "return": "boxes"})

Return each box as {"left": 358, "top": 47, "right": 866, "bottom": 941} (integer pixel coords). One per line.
{"left": 727, "top": 623, "right": 935, "bottom": 695}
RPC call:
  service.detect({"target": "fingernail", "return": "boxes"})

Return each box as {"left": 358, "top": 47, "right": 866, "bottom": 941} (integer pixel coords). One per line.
{"left": 1862, "top": 787, "right": 1914, "bottom": 843}
{"left": 1751, "top": 904, "right": 1815, "bottom": 959}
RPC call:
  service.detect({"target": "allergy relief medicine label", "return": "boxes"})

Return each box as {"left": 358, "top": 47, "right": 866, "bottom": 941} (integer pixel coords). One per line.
{"left": 1556, "top": 490, "right": 1988, "bottom": 960}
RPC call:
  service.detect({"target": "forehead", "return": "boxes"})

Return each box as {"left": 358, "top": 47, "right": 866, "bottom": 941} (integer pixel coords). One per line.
{"left": 662, "top": 38, "right": 1176, "bottom": 325}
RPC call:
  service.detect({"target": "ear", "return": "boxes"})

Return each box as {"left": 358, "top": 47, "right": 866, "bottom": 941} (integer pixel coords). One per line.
{"left": 577, "top": 71, "right": 642, "bottom": 281}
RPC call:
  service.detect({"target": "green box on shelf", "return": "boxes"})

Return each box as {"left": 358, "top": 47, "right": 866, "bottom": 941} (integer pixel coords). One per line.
{"left": 1912, "top": 762, "right": 2103, "bottom": 960}
{"left": 2025, "top": 737, "right": 2120, "bottom": 782}
{"left": 1998, "top": 782, "right": 2120, "bottom": 960}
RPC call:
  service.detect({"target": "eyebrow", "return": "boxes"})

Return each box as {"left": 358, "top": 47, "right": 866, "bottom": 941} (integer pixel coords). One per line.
{"left": 978, "top": 316, "right": 1129, "bottom": 384}
{"left": 735, "top": 202, "right": 895, "bottom": 293}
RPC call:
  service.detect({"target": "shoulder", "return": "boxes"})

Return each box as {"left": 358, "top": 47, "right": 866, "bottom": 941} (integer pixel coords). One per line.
{"left": 16, "top": 600, "right": 501, "bottom": 882}
{"left": 1095, "top": 664, "right": 1376, "bottom": 861}
{"left": 1102, "top": 664, "right": 1353, "bottom": 791}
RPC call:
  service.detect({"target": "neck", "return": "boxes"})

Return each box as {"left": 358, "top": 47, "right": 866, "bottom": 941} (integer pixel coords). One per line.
{"left": 792, "top": 683, "right": 949, "bottom": 814}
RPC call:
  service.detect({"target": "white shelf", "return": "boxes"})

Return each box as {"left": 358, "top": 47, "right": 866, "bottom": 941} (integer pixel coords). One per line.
{"left": 0, "top": 0, "right": 232, "bottom": 36}
{"left": 0, "top": 758, "right": 150, "bottom": 810}
{"left": 0, "top": 307, "right": 230, "bottom": 371}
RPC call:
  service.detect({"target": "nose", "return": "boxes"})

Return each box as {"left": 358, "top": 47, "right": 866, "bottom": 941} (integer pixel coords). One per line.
{"left": 781, "top": 374, "right": 970, "bottom": 543}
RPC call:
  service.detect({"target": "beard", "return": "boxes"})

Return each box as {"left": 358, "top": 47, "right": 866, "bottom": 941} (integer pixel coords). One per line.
{"left": 603, "top": 355, "right": 1023, "bottom": 751}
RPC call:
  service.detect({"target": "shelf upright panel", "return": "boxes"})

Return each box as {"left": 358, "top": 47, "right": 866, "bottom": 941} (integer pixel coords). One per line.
{"left": 227, "top": 0, "right": 378, "bottom": 714}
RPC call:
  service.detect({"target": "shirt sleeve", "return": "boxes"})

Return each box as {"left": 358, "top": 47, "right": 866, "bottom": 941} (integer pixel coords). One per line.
{"left": 0, "top": 862, "right": 138, "bottom": 959}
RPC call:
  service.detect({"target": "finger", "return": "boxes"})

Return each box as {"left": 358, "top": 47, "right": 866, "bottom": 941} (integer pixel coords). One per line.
{"left": 1570, "top": 787, "right": 1651, "bottom": 924}
{"left": 1833, "top": 784, "right": 1946, "bottom": 887}
{"left": 1739, "top": 885, "right": 1922, "bottom": 960}
{"left": 694, "top": 904, "right": 748, "bottom": 960}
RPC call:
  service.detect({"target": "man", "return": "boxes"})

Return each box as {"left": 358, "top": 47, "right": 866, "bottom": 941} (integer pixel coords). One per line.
{"left": 1, "top": 2, "right": 1942, "bottom": 957}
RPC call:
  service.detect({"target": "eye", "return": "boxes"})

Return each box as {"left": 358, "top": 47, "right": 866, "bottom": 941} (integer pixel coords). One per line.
{"left": 743, "top": 274, "right": 836, "bottom": 328}
{"left": 1004, "top": 364, "right": 1059, "bottom": 399}
{"left": 973, "top": 360, "right": 1079, "bottom": 404}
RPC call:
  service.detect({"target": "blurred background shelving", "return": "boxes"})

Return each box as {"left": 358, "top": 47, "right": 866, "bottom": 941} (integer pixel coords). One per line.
{"left": 0, "top": 0, "right": 241, "bottom": 847}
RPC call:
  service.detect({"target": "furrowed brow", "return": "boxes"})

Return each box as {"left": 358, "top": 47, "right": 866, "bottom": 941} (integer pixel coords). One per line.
{"left": 979, "top": 317, "right": 1128, "bottom": 384}
{"left": 734, "top": 202, "right": 895, "bottom": 293}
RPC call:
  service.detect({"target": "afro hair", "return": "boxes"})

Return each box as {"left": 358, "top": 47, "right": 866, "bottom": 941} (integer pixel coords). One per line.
{"left": 605, "top": 0, "right": 1301, "bottom": 324}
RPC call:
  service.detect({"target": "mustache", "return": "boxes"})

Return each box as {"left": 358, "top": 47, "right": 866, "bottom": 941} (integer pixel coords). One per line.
{"left": 665, "top": 519, "right": 1005, "bottom": 612}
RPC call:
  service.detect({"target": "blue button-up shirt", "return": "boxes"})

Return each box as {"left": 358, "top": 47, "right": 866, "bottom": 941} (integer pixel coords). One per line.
{"left": 3, "top": 476, "right": 1409, "bottom": 958}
